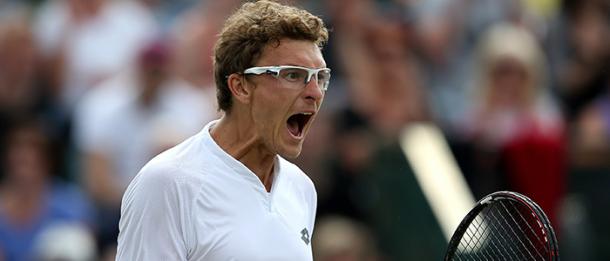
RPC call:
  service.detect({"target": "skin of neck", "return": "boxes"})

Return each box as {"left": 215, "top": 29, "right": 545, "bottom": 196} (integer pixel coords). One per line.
{"left": 210, "top": 109, "right": 276, "bottom": 191}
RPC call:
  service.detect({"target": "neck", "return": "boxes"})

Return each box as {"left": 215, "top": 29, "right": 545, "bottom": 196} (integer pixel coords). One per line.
{"left": 210, "top": 114, "right": 276, "bottom": 191}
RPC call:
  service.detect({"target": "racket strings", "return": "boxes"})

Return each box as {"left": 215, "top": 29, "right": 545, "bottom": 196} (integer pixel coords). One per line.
{"left": 452, "top": 200, "right": 550, "bottom": 260}
{"left": 460, "top": 215, "right": 505, "bottom": 261}
{"left": 458, "top": 211, "right": 513, "bottom": 261}
{"left": 497, "top": 201, "right": 547, "bottom": 259}
{"left": 489, "top": 202, "right": 542, "bottom": 260}
{"left": 478, "top": 208, "right": 521, "bottom": 260}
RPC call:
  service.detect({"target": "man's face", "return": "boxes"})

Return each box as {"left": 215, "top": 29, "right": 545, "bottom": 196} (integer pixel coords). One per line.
{"left": 244, "top": 39, "right": 326, "bottom": 159}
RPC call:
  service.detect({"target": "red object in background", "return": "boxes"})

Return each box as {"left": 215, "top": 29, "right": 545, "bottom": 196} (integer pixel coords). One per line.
{"left": 502, "top": 127, "right": 566, "bottom": 228}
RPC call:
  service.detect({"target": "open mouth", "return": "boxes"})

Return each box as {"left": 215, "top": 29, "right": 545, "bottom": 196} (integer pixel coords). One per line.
{"left": 287, "top": 112, "right": 313, "bottom": 138}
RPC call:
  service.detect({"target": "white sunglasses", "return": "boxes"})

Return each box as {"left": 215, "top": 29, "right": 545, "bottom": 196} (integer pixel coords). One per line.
{"left": 243, "top": 65, "right": 331, "bottom": 91}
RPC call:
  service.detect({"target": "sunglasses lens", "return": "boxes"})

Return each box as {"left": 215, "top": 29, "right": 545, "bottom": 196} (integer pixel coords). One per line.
{"left": 279, "top": 68, "right": 308, "bottom": 83}
{"left": 317, "top": 70, "right": 331, "bottom": 90}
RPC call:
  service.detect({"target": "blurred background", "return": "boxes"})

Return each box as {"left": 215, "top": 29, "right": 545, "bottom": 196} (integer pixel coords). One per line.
{"left": 0, "top": 0, "right": 608, "bottom": 260}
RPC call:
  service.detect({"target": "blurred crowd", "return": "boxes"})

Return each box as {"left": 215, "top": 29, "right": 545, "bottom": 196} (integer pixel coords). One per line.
{"left": 0, "top": 0, "right": 608, "bottom": 260}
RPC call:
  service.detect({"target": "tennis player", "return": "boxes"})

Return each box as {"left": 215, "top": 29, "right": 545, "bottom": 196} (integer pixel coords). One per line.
{"left": 115, "top": 0, "right": 329, "bottom": 260}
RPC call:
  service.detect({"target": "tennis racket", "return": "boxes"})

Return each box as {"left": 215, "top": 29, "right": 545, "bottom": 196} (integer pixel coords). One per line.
{"left": 445, "top": 191, "right": 559, "bottom": 261}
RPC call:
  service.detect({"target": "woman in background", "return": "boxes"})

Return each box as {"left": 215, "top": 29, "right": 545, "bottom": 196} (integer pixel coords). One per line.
{"left": 460, "top": 23, "right": 566, "bottom": 225}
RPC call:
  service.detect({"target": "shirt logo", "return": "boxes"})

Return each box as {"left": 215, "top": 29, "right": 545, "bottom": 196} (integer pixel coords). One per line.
{"left": 300, "top": 228, "right": 310, "bottom": 245}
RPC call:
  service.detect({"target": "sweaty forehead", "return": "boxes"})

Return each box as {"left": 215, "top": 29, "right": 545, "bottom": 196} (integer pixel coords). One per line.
{"left": 256, "top": 39, "right": 326, "bottom": 68}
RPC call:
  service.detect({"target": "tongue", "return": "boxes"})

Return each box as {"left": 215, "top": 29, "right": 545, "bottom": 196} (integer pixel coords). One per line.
{"left": 287, "top": 116, "right": 300, "bottom": 137}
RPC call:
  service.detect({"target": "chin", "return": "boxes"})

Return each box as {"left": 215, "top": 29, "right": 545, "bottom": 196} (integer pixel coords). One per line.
{"left": 278, "top": 145, "right": 302, "bottom": 159}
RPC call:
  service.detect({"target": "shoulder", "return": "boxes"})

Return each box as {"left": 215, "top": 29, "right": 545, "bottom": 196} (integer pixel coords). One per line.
{"left": 117, "top": 142, "right": 203, "bottom": 259}
{"left": 278, "top": 157, "right": 316, "bottom": 196}
{"left": 123, "top": 132, "right": 210, "bottom": 202}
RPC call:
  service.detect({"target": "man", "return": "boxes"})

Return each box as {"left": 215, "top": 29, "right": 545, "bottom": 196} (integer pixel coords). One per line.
{"left": 116, "top": 1, "right": 330, "bottom": 260}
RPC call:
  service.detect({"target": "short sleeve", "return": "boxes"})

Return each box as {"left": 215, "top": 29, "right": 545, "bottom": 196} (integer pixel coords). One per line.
{"left": 115, "top": 161, "right": 192, "bottom": 260}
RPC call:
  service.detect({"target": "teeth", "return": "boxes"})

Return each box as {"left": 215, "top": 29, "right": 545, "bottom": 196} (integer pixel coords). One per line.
{"left": 301, "top": 112, "right": 313, "bottom": 115}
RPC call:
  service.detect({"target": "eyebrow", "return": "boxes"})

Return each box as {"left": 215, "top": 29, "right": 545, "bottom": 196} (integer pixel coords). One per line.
{"left": 261, "top": 63, "right": 328, "bottom": 69}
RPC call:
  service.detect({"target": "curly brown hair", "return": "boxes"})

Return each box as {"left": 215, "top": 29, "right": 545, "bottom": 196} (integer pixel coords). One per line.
{"left": 213, "top": 0, "right": 328, "bottom": 112}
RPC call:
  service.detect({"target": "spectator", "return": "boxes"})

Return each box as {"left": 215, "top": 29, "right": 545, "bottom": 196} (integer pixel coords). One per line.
{"left": 459, "top": 23, "right": 565, "bottom": 224}
{"left": 0, "top": 6, "right": 39, "bottom": 118}
{"left": 0, "top": 117, "right": 93, "bottom": 261}
{"left": 33, "top": 0, "right": 157, "bottom": 113}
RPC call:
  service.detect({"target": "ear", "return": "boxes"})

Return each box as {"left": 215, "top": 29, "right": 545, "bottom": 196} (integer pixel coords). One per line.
{"left": 227, "top": 73, "right": 253, "bottom": 105}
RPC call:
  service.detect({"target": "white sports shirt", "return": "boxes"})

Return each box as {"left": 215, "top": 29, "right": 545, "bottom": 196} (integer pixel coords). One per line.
{"left": 116, "top": 121, "right": 317, "bottom": 260}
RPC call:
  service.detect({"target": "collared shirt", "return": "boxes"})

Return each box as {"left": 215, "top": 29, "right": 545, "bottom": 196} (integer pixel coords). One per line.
{"left": 116, "top": 120, "right": 317, "bottom": 260}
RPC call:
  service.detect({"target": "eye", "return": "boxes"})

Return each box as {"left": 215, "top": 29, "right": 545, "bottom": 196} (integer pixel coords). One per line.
{"left": 317, "top": 70, "right": 330, "bottom": 84}
{"left": 280, "top": 68, "right": 306, "bottom": 82}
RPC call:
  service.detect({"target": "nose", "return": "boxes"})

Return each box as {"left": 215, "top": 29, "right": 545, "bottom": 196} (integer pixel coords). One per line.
{"left": 303, "top": 76, "right": 324, "bottom": 103}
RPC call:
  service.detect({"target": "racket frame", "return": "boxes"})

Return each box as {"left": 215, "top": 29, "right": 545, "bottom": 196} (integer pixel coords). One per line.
{"left": 444, "top": 191, "right": 560, "bottom": 261}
